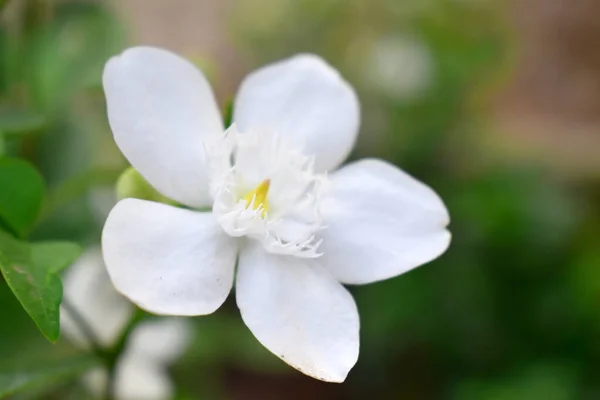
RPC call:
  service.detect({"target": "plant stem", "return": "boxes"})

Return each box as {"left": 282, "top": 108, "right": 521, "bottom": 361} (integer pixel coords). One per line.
{"left": 61, "top": 297, "right": 107, "bottom": 360}
{"left": 62, "top": 300, "right": 146, "bottom": 400}
{"left": 104, "top": 308, "right": 146, "bottom": 400}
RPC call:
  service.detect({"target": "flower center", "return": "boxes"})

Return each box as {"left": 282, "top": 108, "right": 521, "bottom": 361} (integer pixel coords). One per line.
{"left": 207, "top": 124, "right": 326, "bottom": 258}
{"left": 241, "top": 179, "right": 270, "bottom": 218}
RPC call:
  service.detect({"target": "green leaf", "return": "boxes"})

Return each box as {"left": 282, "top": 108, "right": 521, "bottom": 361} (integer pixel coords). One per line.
{"left": 0, "top": 157, "right": 45, "bottom": 237}
{"left": 0, "top": 355, "right": 100, "bottom": 398}
{"left": 0, "top": 108, "right": 47, "bottom": 136}
{"left": 0, "top": 229, "right": 81, "bottom": 342}
{"left": 31, "top": 241, "right": 84, "bottom": 274}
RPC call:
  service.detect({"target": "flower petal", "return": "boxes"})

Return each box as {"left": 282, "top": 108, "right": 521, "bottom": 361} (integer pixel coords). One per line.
{"left": 319, "top": 159, "right": 451, "bottom": 285}
{"left": 236, "top": 242, "right": 359, "bottom": 382}
{"left": 114, "top": 353, "right": 172, "bottom": 400}
{"left": 102, "top": 198, "right": 237, "bottom": 316}
{"left": 126, "top": 318, "right": 192, "bottom": 364}
{"left": 233, "top": 54, "right": 360, "bottom": 172}
{"left": 103, "top": 46, "right": 223, "bottom": 208}
{"left": 60, "top": 248, "right": 133, "bottom": 348}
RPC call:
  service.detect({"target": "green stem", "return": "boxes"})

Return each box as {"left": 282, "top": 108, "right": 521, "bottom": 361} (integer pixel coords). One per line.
{"left": 63, "top": 299, "right": 146, "bottom": 400}
{"left": 61, "top": 297, "right": 108, "bottom": 360}
{"left": 104, "top": 309, "right": 145, "bottom": 400}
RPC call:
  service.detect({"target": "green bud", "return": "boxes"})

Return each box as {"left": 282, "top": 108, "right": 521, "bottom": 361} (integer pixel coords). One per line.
{"left": 116, "top": 167, "right": 177, "bottom": 205}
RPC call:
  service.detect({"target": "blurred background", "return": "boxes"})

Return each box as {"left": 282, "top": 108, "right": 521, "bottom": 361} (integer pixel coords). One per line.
{"left": 1, "top": 0, "right": 600, "bottom": 398}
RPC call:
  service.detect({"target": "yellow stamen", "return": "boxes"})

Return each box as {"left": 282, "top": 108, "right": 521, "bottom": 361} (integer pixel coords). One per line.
{"left": 242, "top": 179, "right": 270, "bottom": 218}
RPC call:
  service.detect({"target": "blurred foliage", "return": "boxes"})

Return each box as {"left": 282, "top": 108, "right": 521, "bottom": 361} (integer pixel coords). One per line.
{"left": 0, "top": 355, "right": 99, "bottom": 398}
{"left": 0, "top": 0, "right": 599, "bottom": 399}
{"left": 0, "top": 157, "right": 44, "bottom": 237}
{"left": 0, "top": 0, "right": 123, "bottom": 396}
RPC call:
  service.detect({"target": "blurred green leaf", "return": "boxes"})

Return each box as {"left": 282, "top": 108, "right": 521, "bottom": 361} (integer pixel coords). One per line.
{"left": 0, "top": 158, "right": 45, "bottom": 237}
{"left": 0, "top": 354, "right": 100, "bottom": 398}
{"left": 42, "top": 167, "right": 121, "bottom": 216}
{"left": 0, "top": 229, "right": 81, "bottom": 342}
{"left": 0, "top": 107, "right": 47, "bottom": 136}
{"left": 452, "top": 362, "right": 578, "bottom": 400}
{"left": 0, "top": 24, "right": 9, "bottom": 95}
{"left": 23, "top": 2, "right": 124, "bottom": 113}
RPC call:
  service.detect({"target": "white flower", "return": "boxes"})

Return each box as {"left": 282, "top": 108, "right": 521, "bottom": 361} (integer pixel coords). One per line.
{"left": 61, "top": 248, "right": 191, "bottom": 400}
{"left": 366, "top": 35, "right": 435, "bottom": 101}
{"left": 101, "top": 47, "right": 450, "bottom": 382}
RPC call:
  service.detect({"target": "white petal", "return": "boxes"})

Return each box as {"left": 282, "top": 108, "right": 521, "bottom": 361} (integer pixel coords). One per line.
{"left": 102, "top": 198, "right": 237, "bottom": 316}
{"left": 233, "top": 54, "right": 360, "bottom": 172}
{"left": 61, "top": 248, "right": 133, "bottom": 348}
{"left": 103, "top": 46, "right": 223, "bottom": 208}
{"left": 319, "top": 159, "right": 451, "bottom": 285}
{"left": 236, "top": 243, "right": 359, "bottom": 382}
{"left": 126, "top": 318, "right": 192, "bottom": 364}
{"left": 114, "top": 353, "right": 172, "bottom": 400}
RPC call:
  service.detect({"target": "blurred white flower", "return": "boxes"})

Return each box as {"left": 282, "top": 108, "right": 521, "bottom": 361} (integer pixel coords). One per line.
{"left": 61, "top": 248, "right": 191, "bottom": 400}
{"left": 366, "top": 35, "right": 435, "bottom": 101}
{"left": 101, "top": 47, "right": 450, "bottom": 382}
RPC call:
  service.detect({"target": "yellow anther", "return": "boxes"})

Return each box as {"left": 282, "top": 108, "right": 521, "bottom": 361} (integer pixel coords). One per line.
{"left": 242, "top": 179, "right": 270, "bottom": 217}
